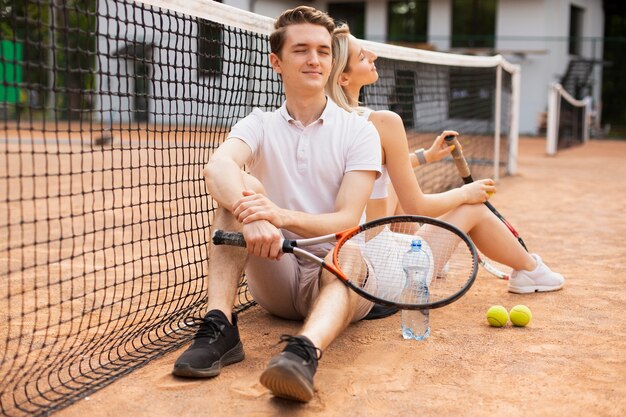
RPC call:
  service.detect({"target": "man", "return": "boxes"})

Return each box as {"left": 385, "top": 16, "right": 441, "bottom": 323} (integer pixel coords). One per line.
{"left": 172, "top": 6, "right": 381, "bottom": 403}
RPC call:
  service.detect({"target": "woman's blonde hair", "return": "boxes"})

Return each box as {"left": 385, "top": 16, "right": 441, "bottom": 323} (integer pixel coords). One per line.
{"left": 326, "top": 24, "right": 355, "bottom": 113}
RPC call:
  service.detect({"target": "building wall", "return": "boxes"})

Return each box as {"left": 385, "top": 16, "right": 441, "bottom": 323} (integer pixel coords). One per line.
{"left": 96, "top": 0, "right": 282, "bottom": 124}
{"left": 247, "top": 0, "right": 604, "bottom": 135}
{"left": 98, "top": 0, "right": 603, "bottom": 133}
{"left": 428, "top": 0, "right": 451, "bottom": 51}
{"left": 402, "top": 0, "right": 602, "bottom": 134}
{"left": 496, "top": 0, "right": 603, "bottom": 134}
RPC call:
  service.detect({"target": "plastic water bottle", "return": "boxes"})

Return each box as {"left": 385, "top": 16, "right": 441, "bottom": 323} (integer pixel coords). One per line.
{"left": 401, "top": 239, "right": 431, "bottom": 340}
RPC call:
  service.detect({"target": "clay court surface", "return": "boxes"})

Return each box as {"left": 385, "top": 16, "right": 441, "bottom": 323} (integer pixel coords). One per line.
{"left": 52, "top": 137, "right": 626, "bottom": 417}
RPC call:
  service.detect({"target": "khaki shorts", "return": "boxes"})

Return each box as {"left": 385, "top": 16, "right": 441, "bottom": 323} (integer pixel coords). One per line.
{"left": 245, "top": 244, "right": 374, "bottom": 321}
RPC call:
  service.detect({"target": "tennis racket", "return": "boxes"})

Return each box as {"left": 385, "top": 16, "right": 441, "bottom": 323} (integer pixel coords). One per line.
{"left": 445, "top": 135, "right": 528, "bottom": 280}
{"left": 213, "top": 215, "right": 478, "bottom": 310}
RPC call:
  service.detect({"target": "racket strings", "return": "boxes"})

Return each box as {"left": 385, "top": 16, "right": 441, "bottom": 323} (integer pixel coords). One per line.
{"left": 335, "top": 221, "right": 476, "bottom": 307}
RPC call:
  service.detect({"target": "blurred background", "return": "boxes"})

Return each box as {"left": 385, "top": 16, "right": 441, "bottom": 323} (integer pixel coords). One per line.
{"left": 2, "top": 0, "right": 623, "bottom": 137}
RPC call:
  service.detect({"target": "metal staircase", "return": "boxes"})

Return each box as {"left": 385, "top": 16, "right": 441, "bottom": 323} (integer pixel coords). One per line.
{"left": 560, "top": 59, "right": 595, "bottom": 99}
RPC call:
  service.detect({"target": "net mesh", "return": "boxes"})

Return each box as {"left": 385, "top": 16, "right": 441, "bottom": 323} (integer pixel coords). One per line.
{"left": 547, "top": 83, "right": 588, "bottom": 155}
{"left": 557, "top": 94, "right": 586, "bottom": 150}
{"left": 362, "top": 58, "right": 512, "bottom": 192}
{"left": 0, "top": 0, "right": 516, "bottom": 415}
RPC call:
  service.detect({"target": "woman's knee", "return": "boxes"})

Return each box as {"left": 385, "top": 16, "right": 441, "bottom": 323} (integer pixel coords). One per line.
{"left": 455, "top": 203, "right": 490, "bottom": 220}
{"left": 440, "top": 203, "right": 488, "bottom": 231}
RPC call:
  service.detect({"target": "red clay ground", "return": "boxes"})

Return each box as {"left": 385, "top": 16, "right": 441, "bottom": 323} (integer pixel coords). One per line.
{"left": 56, "top": 137, "right": 626, "bottom": 417}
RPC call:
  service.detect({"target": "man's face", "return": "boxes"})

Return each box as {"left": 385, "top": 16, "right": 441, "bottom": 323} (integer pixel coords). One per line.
{"left": 270, "top": 23, "right": 333, "bottom": 93}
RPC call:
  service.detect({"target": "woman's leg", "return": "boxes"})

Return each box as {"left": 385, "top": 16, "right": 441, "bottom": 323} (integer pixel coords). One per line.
{"left": 439, "top": 204, "right": 535, "bottom": 271}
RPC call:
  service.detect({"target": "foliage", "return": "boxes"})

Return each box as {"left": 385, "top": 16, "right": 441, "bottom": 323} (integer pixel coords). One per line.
{"left": 602, "top": 4, "right": 626, "bottom": 134}
{"left": 0, "top": 0, "right": 96, "bottom": 118}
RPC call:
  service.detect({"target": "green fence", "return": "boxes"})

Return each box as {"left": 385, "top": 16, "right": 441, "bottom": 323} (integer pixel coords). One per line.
{"left": 0, "top": 40, "right": 23, "bottom": 104}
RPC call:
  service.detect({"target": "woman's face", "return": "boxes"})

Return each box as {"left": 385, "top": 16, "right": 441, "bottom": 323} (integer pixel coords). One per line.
{"left": 344, "top": 35, "right": 378, "bottom": 87}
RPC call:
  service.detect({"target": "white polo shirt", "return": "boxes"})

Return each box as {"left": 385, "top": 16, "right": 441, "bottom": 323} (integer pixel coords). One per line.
{"left": 228, "top": 98, "right": 381, "bottom": 236}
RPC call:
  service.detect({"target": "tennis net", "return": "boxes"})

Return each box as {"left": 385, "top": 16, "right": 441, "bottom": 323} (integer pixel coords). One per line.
{"left": 0, "top": 0, "right": 519, "bottom": 415}
{"left": 546, "top": 82, "right": 590, "bottom": 155}
{"left": 360, "top": 41, "right": 519, "bottom": 188}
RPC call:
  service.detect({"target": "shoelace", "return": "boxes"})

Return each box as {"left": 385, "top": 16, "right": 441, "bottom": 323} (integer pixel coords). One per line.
{"left": 279, "top": 334, "right": 323, "bottom": 362}
{"left": 184, "top": 316, "right": 223, "bottom": 340}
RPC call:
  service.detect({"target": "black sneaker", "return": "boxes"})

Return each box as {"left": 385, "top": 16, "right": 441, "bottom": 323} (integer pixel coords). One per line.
{"left": 172, "top": 309, "right": 245, "bottom": 378}
{"left": 260, "top": 335, "right": 322, "bottom": 403}
{"left": 364, "top": 303, "right": 399, "bottom": 320}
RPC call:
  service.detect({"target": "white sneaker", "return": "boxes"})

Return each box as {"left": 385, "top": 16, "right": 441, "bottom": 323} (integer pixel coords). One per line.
{"left": 508, "top": 254, "right": 565, "bottom": 294}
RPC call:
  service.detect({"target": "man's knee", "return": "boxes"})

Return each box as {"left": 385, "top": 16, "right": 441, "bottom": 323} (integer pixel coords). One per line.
{"left": 318, "top": 251, "right": 334, "bottom": 281}
{"left": 213, "top": 206, "right": 240, "bottom": 230}
{"left": 322, "top": 245, "right": 369, "bottom": 284}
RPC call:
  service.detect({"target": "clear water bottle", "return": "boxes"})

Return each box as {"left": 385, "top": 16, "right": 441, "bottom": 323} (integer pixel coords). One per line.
{"left": 401, "top": 239, "right": 431, "bottom": 340}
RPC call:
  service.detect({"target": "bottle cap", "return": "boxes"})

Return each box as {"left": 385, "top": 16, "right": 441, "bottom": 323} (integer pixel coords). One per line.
{"left": 411, "top": 239, "right": 422, "bottom": 250}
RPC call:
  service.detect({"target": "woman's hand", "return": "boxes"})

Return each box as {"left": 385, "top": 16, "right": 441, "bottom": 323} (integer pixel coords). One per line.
{"left": 425, "top": 130, "right": 460, "bottom": 163}
{"left": 460, "top": 179, "right": 496, "bottom": 204}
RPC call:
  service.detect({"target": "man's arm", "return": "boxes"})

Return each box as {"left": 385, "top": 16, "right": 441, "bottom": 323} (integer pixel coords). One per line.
{"left": 205, "top": 138, "right": 284, "bottom": 259}
{"left": 203, "top": 138, "right": 254, "bottom": 209}
{"left": 234, "top": 170, "right": 376, "bottom": 238}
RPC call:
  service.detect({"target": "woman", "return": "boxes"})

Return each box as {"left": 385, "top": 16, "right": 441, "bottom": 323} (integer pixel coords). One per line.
{"left": 326, "top": 25, "right": 564, "bottom": 295}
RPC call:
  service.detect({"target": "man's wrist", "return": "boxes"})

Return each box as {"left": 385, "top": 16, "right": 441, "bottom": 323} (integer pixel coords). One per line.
{"left": 277, "top": 208, "right": 290, "bottom": 229}
{"left": 415, "top": 148, "right": 427, "bottom": 165}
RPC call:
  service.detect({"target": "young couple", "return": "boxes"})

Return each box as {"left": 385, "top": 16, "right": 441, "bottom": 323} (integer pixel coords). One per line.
{"left": 172, "top": 6, "right": 564, "bottom": 403}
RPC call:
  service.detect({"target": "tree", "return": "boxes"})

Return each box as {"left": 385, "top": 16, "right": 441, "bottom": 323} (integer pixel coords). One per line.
{"left": 0, "top": 0, "right": 96, "bottom": 119}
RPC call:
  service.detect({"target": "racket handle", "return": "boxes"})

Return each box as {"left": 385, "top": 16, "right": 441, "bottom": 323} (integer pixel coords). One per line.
{"left": 212, "top": 230, "right": 246, "bottom": 247}
{"left": 444, "top": 137, "right": 529, "bottom": 252}
{"left": 212, "top": 230, "right": 295, "bottom": 253}
{"left": 444, "top": 135, "right": 473, "bottom": 183}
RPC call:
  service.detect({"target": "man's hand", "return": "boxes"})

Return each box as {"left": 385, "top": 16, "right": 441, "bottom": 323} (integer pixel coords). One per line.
{"left": 241, "top": 219, "right": 283, "bottom": 260}
{"left": 233, "top": 190, "right": 285, "bottom": 228}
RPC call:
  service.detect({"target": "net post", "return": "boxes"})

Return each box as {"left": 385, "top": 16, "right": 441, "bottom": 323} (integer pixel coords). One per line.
{"left": 583, "top": 96, "right": 592, "bottom": 144}
{"left": 493, "top": 64, "right": 502, "bottom": 182}
{"left": 508, "top": 65, "right": 521, "bottom": 175}
{"left": 546, "top": 83, "right": 560, "bottom": 156}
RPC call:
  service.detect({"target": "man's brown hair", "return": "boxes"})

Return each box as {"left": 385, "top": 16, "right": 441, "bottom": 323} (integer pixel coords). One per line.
{"left": 270, "top": 6, "right": 336, "bottom": 57}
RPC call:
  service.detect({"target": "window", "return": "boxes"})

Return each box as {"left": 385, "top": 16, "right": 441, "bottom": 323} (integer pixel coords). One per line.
{"left": 569, "top": 5, "right": 584, "bottom": 55}
{"left": 387, "top": 1, "right": 429, "bottom": 44}
{"left": 328, "top": 2, "right": 365, "bottom": 38}
{"left": 197, "top": 0, "right": 223, "bottom": 77}
{"left": 451, "top": 0, "right": 496, "bottom": 49}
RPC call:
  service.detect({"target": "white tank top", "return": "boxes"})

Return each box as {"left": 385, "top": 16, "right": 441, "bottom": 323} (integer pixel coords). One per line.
{"left": 360, "top": 108, "right": 389, "bottom": 200}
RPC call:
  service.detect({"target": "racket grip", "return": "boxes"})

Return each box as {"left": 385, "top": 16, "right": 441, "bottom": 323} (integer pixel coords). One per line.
{"left": 444, "top": 135, "right": 473, "bottom": 182}
{"left": 212, "top": 230, "right": 246, "bottom": 247}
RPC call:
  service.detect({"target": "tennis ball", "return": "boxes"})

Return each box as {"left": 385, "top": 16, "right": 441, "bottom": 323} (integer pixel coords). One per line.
{"left": 509, "top": 305, "right": 532, "bottom": 327}
{"left": 486, "top": 305, "right": 509, "bottom": 327}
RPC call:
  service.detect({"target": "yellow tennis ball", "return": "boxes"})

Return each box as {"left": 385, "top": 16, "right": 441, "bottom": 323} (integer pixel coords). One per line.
{"left": 509, "top": 305, "right": 532, "bottom": 327}
{"left": 486, "top": 305, "right": 509, "bottom": 327}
